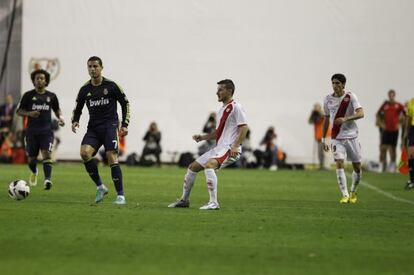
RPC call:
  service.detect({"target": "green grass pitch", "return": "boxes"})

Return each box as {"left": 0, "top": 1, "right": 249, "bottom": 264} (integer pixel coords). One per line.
{"left": 1, "top": 164, "right": 414, "bottom": 275}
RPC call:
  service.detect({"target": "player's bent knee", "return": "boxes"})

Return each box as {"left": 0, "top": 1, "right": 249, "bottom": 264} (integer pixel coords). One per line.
{"left": 41, "top": 151, "right": 52, "bottom": 160}
{"left": 80, "top": 150, "right": 92, "bottom": 161}
{"left": 188, "top": 162, "right": 202, "bottom": 172}
{"left": 335, "top": 160, "right": 345, "bottom": 169}
{"left": 205, "top": 159, "right": 218, "bottom": 169}
{"left": 352, "top": 162, "right": 361, "bottom": 172}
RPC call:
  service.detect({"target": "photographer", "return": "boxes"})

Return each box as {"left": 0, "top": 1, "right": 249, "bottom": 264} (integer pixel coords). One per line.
{"left": 141, "top": 122, "right": 162, "bottom": 166}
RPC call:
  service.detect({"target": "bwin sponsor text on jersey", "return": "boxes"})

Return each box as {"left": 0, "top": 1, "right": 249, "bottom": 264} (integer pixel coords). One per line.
{"left": 89, "top": 98, "right": 110, "bottom": 107}
{"left": 32, "top": 103, "right": 50, "bottom": 111}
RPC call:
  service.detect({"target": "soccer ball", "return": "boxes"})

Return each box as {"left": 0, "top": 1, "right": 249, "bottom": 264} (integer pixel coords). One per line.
{"left": 8, "top": 180, "right": 30, "bottom": 200}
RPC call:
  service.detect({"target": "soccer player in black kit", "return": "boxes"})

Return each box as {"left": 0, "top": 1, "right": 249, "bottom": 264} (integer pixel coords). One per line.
{"left": 17, "top": 69, "right": 65, "bottom": 190}
{"left": 72, "top": 56, "right": 130, "bottom": 205}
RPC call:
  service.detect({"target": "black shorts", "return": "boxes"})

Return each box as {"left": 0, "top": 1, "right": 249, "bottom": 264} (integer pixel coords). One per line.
{"left": 25, "top": 131, "right": 54, "bottom": 157}
{"left": 408, "top": 126, "right": 414, "bottom": 147}
{"left": 81, "top": 127, "right": 119, "bottom": 153}
{"left": 381, "top": 130, "right": 399, "bottom": 146}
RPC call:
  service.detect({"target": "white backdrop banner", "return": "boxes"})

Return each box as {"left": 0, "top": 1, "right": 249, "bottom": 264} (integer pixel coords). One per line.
{"left": 21, "top": 0, "right": 414, "bottom": 163}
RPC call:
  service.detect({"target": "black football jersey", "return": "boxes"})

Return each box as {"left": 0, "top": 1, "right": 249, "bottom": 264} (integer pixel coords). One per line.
{"left": 17, "top": 89, "right": 60, "bottom": 133}
{"left": 72, "top": 77, "right": 130, "bottom": 129}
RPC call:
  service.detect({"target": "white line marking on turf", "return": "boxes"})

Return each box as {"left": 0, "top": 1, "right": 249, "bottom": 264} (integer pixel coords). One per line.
{"left": 359, "top": 178, "right": 414, "bottom": 206}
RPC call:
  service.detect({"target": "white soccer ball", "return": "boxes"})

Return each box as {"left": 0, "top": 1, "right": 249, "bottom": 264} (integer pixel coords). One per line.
{"left": 8, "top": 180, "right": 30, "bottom": 200}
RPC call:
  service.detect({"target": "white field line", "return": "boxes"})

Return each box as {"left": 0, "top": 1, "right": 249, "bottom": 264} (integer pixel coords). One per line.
{"left": 357, "top": 176, "right": 414, "bottom": 206}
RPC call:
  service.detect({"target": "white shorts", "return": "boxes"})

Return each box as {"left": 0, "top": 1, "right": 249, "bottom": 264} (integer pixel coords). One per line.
{"left": 331, "top": 138, "right": 362, "bottom": 163}
{"left": 195, "top": 146, "right": 241, "bottom": 169}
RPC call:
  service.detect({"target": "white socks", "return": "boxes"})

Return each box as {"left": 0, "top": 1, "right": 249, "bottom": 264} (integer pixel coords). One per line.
{"left": 204, "top": 169, "right": 218, "bottom": 204}
{"left": 181, "top": 169, "right": 197, "bottom": 201}
{"left": 336, "top": 169, "right": 349, "bottom": 197}
{"left": 180, "top": 168, "right": 219, "bottom": 203}
{"left": 336, "top": 169, "right": 361, "bottom": 195}
{"left": 351, "top": 170, "right": 361, "bottom": 192}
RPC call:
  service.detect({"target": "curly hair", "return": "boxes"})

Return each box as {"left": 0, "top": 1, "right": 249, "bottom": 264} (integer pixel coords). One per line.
{"left": 31, "top": 69, "right": 50, "bottom": 87}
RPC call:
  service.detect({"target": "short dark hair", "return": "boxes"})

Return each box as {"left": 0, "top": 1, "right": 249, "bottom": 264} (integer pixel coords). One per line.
{"left": 217, "top": 79, "right": 235, "bottom": 95}
{"left": 88, "top": 56, "right": 103, "bottom": 67}
{"left": 331, "top": 73, "right": 346, "bottom": 84}
{"left": 31, "top": 69, "right": 50, "bottom": 86}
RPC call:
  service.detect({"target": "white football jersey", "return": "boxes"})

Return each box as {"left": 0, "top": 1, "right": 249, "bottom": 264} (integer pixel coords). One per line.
{"left": 323, "top": 91, "right": 362, "bottom": 140}
{"left": 215, "top": 100, "right": 248, "bottom": 149}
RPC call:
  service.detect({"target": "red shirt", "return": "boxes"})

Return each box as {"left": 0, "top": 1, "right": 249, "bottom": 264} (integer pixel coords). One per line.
{"left": 377, "top": 101, "right": 405, "bottom": 131}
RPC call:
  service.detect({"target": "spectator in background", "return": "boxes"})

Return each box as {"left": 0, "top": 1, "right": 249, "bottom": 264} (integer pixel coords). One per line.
{"left": 0, "top": 94, "right": 16, "bottom": 146}
{"left": 308, "top": 103, "right": 331, "bottom": 170}
{"left": 140, "top": 122, "right": 162, "bottom": 166}
{"left": 376, "top": 89, "right": 405, "bottom": 172}
{"left": 261, "top": 126, "right": 278, "bottom": 171}
{"left": 198, "top": 112, "right": 216, "bottom": 156}
{"left": 0, "top": 132, "right": 13, "bottom": 163}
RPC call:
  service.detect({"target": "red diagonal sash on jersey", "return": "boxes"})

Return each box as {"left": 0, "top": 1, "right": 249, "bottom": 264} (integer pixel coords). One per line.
{"left": 331, "top": 93, "right": 351, "bottom": 139}
{"left": 216, "top": 102, "right": 234, "bottom": 143}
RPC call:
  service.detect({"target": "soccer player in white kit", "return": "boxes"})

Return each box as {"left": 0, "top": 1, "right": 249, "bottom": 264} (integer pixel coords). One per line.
{"left": 168, "top": 79, "right": 248, "bottom": 210}
{"left": 322, "top": 74, "right": 364, "bottom": 203}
